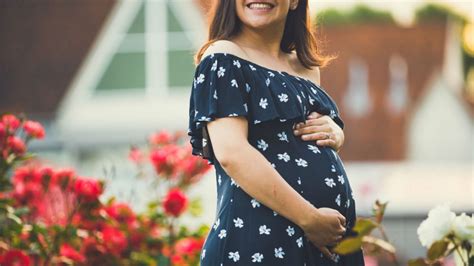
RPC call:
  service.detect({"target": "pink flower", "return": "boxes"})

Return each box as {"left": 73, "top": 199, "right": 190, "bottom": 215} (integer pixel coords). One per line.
{"left": 6, "top": 136, "right": 26, "bottom": 156}
{"left": 51, "top": 168, "right": 75, "bottom": 189}
{"left": 2, "top": 114, "right": 21, "bottom": 133}
{"left": 128, "top": 146, "right": 144, "bottom": 163}
{"left": 149, "top": 131, "right": 173, "bottom": 145}
{"left": 74, "top": 177, "right": 103, "bottom": 202}
{"left": 0, "top": 249, "right": 31, "bottom": 266}
{"left": 0, "top": 122, "right": 5, "bottom": 140}
{"left": 23, "top": 120, "right": 45, "bottom": 139}
{"left": 102, "top": 226, "right": 128, "bottom": 256}
{"left": 60, "top": 244, "right": 86, "bottom": 263}
{"left": 163, "top": 188, "right": 188, "bottom": 217}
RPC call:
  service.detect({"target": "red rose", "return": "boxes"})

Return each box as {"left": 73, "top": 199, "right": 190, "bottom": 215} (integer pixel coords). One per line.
{"left": 6, "top": 136, "right": 26, "bottom": 156}
{"left": 104, "top": 202, "right": 136, "bottom": 225}
{"left": 149, "top": 145, "right": 181, "bottom": 177}
{"left": 2, "top": 114, "right": 20, "bottom": 133}
{"left": 51, "top": 168, "right": 75, "bottom": 189}
{"left": 74, "top": 177, "right": 103, "bottom": 202}
{"left": 60, "top": 243, "right": 86, "bottom": 263}
{"left": 23, "top": 120, "right": 45, "bottom": 139}
{"left": 0, "top": 122, "right": 5, "bottom": 140}
{"left": 102, "top": 226, "right": 127, "bottom": 256}
{"left": 0, "top": 249, "right": 31, "bottom": 266}
{"left": 162, "top": 188, "right": 188, "bottom": 217}
{"left": 175, "top": 237, "right": 203, "bottom": 255}
{"left": 149, "top": 131, "right": 173, "bottom": 145}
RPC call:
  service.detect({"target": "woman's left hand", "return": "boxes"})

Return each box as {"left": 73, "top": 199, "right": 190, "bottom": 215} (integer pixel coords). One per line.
{"left": 293, "top": 111, "right": 345, "bottom": 152}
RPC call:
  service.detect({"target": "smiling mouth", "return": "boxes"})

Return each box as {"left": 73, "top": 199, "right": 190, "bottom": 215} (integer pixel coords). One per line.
{"left": 246, "top": 2, "right": 275, "bottom": 10}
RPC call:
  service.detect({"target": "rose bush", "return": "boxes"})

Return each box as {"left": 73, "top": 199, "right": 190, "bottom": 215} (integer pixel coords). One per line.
{"left": 0, "top": 113, "right": 212, "bottom": 265}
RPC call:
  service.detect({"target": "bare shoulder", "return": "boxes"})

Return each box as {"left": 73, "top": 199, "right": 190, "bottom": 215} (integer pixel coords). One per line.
{"left": 201, "top": 40, "right": 247, "bottom": 60}
{"left": 289, "top": 51, "right": 321, "bottom": 86}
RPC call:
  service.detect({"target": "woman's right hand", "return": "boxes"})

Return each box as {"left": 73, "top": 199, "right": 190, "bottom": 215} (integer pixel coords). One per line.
{"left": 300, "top": 207, "right": 347, "bottom": 261}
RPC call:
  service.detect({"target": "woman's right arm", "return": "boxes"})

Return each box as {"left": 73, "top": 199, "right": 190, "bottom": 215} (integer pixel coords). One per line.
{"left": 206, "top": 115, "right": 347, "bottom": 259}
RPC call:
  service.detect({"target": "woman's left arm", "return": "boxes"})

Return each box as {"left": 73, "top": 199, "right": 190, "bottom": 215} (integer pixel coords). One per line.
{"left": 293, "top": 111, "right": 345, "bottom": 152}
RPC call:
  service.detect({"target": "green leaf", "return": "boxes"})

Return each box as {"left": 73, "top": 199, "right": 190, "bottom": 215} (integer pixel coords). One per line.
{"left": 333, "top": 236, "right": 363, "bottom": 254}
{"left": 188, "top": 198, "right": 203, "bottom": 217}
{"left": 427, "top": 240, "right": 449, "bottom": 261}
{"left": 352, "top": 218, "right": 378, "bottom": 236}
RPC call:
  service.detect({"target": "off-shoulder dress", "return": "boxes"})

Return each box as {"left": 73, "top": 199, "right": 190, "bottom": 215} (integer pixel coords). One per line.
{"left": 187, "top": 52, "right": 365, "bottom": 266}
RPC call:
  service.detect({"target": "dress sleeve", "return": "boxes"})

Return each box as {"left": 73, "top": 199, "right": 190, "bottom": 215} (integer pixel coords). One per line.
{"left": 187, "top": 54, "right": 250, "bottom": 165}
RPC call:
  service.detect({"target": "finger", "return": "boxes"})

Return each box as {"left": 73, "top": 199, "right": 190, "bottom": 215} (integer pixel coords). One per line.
{"left": 297, "top": 125, "right": 329, "bottom": 135}
{"left": 318, "top": 246, "right": 335, "bottom": 261}
{"left": 307, "top": 112, "right": 323, "bottom": 119}
{"left": 316, "top": 139, "right": 336, "bottom": 146}
{"left": 338, "top": 215, "right": 347, "bottom": 226}
{"left": 296, "top": 119, "right": 325, "bottom": 129}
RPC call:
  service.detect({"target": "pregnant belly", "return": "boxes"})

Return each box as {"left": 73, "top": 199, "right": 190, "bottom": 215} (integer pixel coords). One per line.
{"left": 253, "top": 137, "right": 353, "bottom": 219}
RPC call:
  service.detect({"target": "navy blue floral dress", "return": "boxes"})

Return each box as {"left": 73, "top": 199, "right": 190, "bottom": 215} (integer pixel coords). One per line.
{"left": 187, "top": 52, "right": 365, "bottom": 265}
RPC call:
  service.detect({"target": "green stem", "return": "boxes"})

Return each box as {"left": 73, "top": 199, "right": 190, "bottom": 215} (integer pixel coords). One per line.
{"left": 453, "top": 243, "right": 468, "bottom": 266}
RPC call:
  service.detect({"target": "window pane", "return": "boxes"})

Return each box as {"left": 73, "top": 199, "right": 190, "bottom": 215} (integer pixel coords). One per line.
{"left": 167, "top": 2, "right": 184, "bottom": 32}
{"left": 168, "top": 50, "right": 194, "bottom": 88}
{"left": 96, "top": 53, "right": 146, "bottom": 91}
{"left": 128, "top": 1, "right": 145, "bottom": 34}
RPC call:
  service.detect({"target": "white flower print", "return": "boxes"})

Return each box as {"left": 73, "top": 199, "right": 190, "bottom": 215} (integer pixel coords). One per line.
{"left": 251, "top": 198, "right": 261, "bottom": 208}
{"left": 218, "top": 229, "right": 227, "bottom": 239}
{"left": 277, "top": 152, "right": 290, "bottom": 162}
{"left": 244, "top": 103, "right": 248, "bottom": 112}
{"left": 278, "top": 93, "right": 289, "bottom": 102}
{"left": 213, "top": 89, "right": 218, "bottom": 99}
{"left": 228, "top": 113, "right": 239, "bottom": 116}
{"left": 194, "top": 109, "right": 198, "bottom": 118}
{"left": 259, "top": 225, "right": 271, "bottom": 235}
{"left": 308, "top": 96, "right": 315, "bottom": 105}
{"left": 268, "top": 71, "right": 275, "bottom": 77}
{"left": 296, "top": 237, "right": 303, "bottom": 248}
{"left": 257, "top": 139, "right": 268, "bottom": 151}
{"left": 199, "top": 116, "right": 211, "bottom": 121}
{"left": 273, "top": 210, "right": 278, "bottom": 216}
{"left": 254, "top": 120, "right": 261, "bottom": 124}
{"left": 246, "top": 83, "right": 251, "bottom": 93}
{"left": 251, "top": 253, "right": 264, "bottom": 263}
{"left": 249, "top": 64, "right": 256, "bottom": 71}
{"left": 282, "top": 82, "right": 286, "bottom": 87}
{"left": 196, "top": 73, "right": 205, "bottom": 84}
{"left": 346, "top": 198, "right": 351, "bottom": 208}
{"left": 274, "top": 247, "right": 285, "bottom": 258}
{"left": 202, "top": 138, "right": 207, "bottom": 147}
{"left": 271, "top": 163, "right": 276, "bottom": 168}
{"left": 325, "top": 178, "right": 336, "bottom": 188}
{"left": 335, "top": 194, "right": 341, "bottom": 206}
{"left": 230, "top": 178, "right": 240, "bottom": 187}
{"left": 286, "top": 225, "right": 295, "bottom": 236}
{"left": 213, "top": 218, "right": 220, "bottom": 230}
{"left": 217, "top": 66, "right": 226, "bottom": 78}
{"left": 330, "top": 109, "right": 336, "bottom": 118}
{"left": 277, "top": 131, "right": 289, "bottom": 142}
{"left": 233, "top": 59, "right": 241, "bottom": 68}
{"left": 296, "top": 95, "right": 302, "bottom": 103}
{"left": 331, "top": 164, "right": 336, "bottom": 172}
{"left": 228, "top": 251, "right": 240, "bottom": 262}
{"left": 231, "top": 79, "right": 238, "bottom": 87}
{"left": 338, "top": 175, "right": 345, "bottom": 184}
{"left": 211, "top": 60, "right": 218, "bottom": 71}
{"left": 233, "top": 217, "right": 244, "bottom": 228}
{"left": 310, "top": 87, "right": 318, "bottom": 94}
{"left": 201, "top": 249, "right": 206, "bottom": 259}
{"left": 297, "top": 177, "right": 302, "bottom": 185}
{"left": 279, "top": 118, "right": 287, "bottom": 122}
{"left": 259, "top": 98, "right": 268, "bottom": 109}
{"left": 307, "top": 144, "right": 321, "bottom": 154}
{"left": 265, "top": 78, "right": 270, "bottom": 86}
{"left": 295, "top": 158, "right": 308, "bottom": 167}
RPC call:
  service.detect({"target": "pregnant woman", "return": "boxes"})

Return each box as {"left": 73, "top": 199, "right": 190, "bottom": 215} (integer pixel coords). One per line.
{"left": 187, "top": 0, "right": 364, "bottom": 265}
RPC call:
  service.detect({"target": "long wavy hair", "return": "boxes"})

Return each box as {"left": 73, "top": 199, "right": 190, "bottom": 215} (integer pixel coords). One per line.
{"left": 194, "top": 0, "right": 336, "bottom": 69}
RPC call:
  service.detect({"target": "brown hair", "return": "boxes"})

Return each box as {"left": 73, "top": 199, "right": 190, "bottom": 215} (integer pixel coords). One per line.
{"left": 194, "top": 0, "right": 337, "bottom": 69}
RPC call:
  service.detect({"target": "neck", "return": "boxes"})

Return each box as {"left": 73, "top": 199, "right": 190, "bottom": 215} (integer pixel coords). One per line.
{"left": 232, "top": 23, "right": 286, "bottom": 59}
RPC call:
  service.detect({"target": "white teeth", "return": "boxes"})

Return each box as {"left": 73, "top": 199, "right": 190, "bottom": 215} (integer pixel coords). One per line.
{"left": 248, "top": 2, "right": 273, "bottom": 10}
